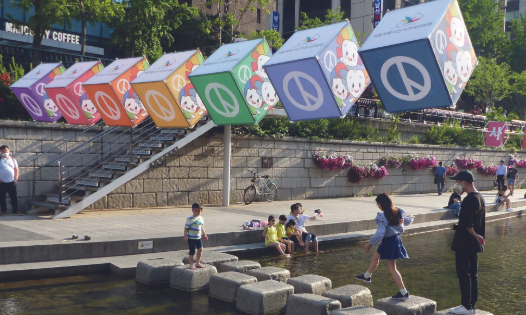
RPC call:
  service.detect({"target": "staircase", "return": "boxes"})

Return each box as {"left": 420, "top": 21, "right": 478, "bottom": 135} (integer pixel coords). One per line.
{"left": 27, "top": 118, "right": 216, "bottom": 219}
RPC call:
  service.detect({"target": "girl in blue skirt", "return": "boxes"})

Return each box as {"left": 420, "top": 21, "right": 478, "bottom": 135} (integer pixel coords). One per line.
{"left": 356, "top": 193, "right": 414, "bottom": 300}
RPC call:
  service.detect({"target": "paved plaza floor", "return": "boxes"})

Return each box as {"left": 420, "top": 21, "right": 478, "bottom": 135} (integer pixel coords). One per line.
{"left": 0, "top": 188, "right": 521, "bottom": 246}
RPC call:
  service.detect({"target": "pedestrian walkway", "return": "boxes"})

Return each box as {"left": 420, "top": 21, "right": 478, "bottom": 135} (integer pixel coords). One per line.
{"left": 0, "top": 188, "right": 521, "bottom": 245}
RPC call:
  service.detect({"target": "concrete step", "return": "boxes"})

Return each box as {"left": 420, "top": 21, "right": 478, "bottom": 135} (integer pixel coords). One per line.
{"left": 29, "top": 201, "right": 61, "bottom": 210}
{"left": 75, "top": 179, "right": 100, "bottom": 188}
{"left": 151, "top": 136, "right": 175, "bottom": 141}
{"left": 89, "top": 170, "right": 115, "bottom": 179}
{"left": 160, "top": 129, "right": 184, "bottom": 135}
{"left": 102, "top": 163, "right": 128, "bottom": 171}
{"left": 114, "top": 156, "right": 139, "bottom": 163}
{"left": 128, "top": 149, "right": 151, "bottom": 156}
{"left": 139, "top": 142, "right": 163, "bottom": 148}
{"left": 63, "top": 184, "right": 99, "bottom": 192}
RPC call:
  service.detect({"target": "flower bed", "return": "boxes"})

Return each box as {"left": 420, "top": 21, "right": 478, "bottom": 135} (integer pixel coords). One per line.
{"left": 476, "top": 165, "right": 497, "bottom": 176}
{"left": 378, "top": 156, "right": 402, "bottom": 169}
{"left": 313, "top": 151, "right": 353, "bottom": 171}
{"left": 455, "top": 157, "right": 482, "bottom": 169}
{"left": 432, "top": 164, "right": 458, "bottom": 177}
{"left": 348, "top": 164, "right": 389, "bottom": 184}
{"left": 408, "top": 155, "right": 437, "bottom": 171}
{"left": 508, "top": 156, "right": 526, "bottom": 168}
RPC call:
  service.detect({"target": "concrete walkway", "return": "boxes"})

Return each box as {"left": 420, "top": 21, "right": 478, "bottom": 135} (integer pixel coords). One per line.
{"left": 0, "top": 188, "right": 520, "bottom": 245}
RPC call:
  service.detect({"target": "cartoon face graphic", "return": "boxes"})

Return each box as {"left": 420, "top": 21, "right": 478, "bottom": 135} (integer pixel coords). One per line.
{"left": 81, "top": 99, "right": 97, "bottom": 114}
{"left": 450, "top": 17, "right": 465, "bottom": 48}
{"left": 443, "top": 60, "right": 458, "bottom": 85}
{"left": 340, "top": 40, "right": 359, "bottom": 68}
{"left": 246, "top": 89, "right": 262, "bottom": 108}
{"left": 181, "top": 95, "right": 198, "bottom": 114}
{"left": 255, "top": 55, "right": 270, "bottom": 79}
{"left": 261, "top": 81, "right": 279, "bottom": 106}
{"left": 124, "top": 97, "right": 142, "bottom": 115}
{"left": 195, "top": 93, "right": 206, "bottom": 111}
{"left": 44, "top": 98, "right": 58, "bottom": 113}
{"left": 332, "top": 77, "right": 349, "bottom": 100}
{"left": 346, "top": 70, "right": 366, "bottom": 98}
{"left": 456, "top": 51, "right": 472, "bottom": 82}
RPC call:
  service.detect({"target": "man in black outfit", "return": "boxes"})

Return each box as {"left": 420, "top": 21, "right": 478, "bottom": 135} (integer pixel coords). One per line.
{"left": 448, "top": 170, "right": 486, "bottom": 315}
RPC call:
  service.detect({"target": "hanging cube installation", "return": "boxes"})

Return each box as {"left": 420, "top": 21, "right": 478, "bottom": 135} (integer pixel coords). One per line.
{"left": 131, "top": 50, "right": 207, "bottom": 128}
{"left": 359, "top": 0, "right": 477, "bottom": 113}
{"left": 264, "top": 21, "right": 370, "bottom": 121}
{"left": 10, "top": 63, "right": 66, "bottom": 122}
{"left": 45, "top": 61, "right": 104, "bottom": 125}
{"left": 188, "top": 38, "right": 278, "bottom": 126}
{"left": 82, "top": 57, "right": 150, "bottom": 127}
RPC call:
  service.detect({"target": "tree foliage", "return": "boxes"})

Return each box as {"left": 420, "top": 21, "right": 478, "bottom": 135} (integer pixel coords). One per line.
{"left": 108, "top": 0, "right": 183, "bottom": 62}
{"left": 297, "top": 8, "right": 345, "bottom": 30}
{"left": 6, "top": 0, "right": 69, "bottom": 50}
{"left": 60, "top": 0, "right": 125, "bottom": 55}
{"left": 505, "top": 15, "right": 526, "bottom": 72}
{"left": 465, "top": 57, "right": 511, "bottom": 110}
{"left": 246, "top": 29, "right": 284, "bottom": 50}
{"left": 458, "top": 0, "right": 508, "bottom": 58}
{"left": 0, "top": 55, "right": 31, "bottom": 121}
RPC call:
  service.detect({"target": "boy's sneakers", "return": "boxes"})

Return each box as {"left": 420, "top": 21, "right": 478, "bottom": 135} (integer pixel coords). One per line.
{"left": 506, "top": 208, "right": 514, "bottom": 212}
{"left": 449, "top": 305, "right": 473, "bottom": 314}
{"left": 391, "top": 291, "right": 410, "bottom": 300}
{"left": 355, "top": 274, "right": 371, "bottom": 283}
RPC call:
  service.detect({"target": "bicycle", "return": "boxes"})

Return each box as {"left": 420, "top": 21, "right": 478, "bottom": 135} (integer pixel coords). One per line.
{"left": 243, "top": 170, "right": 278, "bottom": 205}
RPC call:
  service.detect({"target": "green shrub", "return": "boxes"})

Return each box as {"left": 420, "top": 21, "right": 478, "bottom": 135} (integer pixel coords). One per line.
{"left": 409, "top": 135, "right": 420, "bottom": 144}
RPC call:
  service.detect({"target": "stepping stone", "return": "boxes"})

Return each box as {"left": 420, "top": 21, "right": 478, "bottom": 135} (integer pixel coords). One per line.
{"left": 329, "top": 306, "right": 386, "bottom": 314}
{"left": 375, "top": 296, "right": 436, "bottom": 315}
{"left": 236, "top": 280, "right": 294, "bottom": 315}
{"left": 287, "top": 274, "right": 332, "bottom": 295}
{"left": 247, "top": 266, "right": 291, "bottom": 283}
{"left": 136, "top": 258, "right": 183, "bottom": 285}
{"left": 435, "top": 310, "right": 493, "bottom": 315}
{"left": 209, "top": 272, "right": 258, "bottom": 303}
{"left": 220, "top": 260, "right": 261, "bottom": 273}
{"left": 322, "top": 285, "right": 373, "bottom": 308}
{"left": 286, "top": 293, "right": 341, "bottom": 315}
{"left": 170, "top": 264, "right": 217, "bottom": 291}
{"left": 182, "top": 251, "right": 238, "bottom": 269}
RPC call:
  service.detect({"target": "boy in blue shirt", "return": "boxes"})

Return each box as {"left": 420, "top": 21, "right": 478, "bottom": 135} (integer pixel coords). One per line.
{"left": 435, "top": 162, "right": 447, "bottom": 195}
{"left": 183, "top": 203, "right": 208, "bottom": 270}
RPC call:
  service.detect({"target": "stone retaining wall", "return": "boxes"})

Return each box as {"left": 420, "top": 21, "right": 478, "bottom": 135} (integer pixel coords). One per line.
{"left": 0, "top": 120, "right": 519, "bottom": 211}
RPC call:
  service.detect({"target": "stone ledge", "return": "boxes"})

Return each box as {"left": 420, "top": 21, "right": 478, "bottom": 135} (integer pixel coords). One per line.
{"left": 374, "top": 296, "right": 436, "bottom": 315}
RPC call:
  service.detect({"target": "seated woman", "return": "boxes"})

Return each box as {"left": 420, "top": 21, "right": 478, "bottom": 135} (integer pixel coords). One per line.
{"left": 496, "top": 185, "right": 513, "bottom": 212}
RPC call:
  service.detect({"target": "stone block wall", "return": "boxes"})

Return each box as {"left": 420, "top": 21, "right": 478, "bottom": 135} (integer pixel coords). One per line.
{"left": 0, "top": 120, "right": 520, "bottom": 211}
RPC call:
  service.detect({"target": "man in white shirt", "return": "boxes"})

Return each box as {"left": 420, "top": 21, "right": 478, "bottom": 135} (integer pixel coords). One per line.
{"left": 0, "top": 145, "right": 21, "bottom": 216}
{"left": 495, "top": 160, "right": 508, "bottom": 191}
{"left": 286, "top": 203, "right": 318, "bottom": 253}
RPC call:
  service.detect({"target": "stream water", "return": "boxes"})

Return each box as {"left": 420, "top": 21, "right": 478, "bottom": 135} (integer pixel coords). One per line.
{"left": 0, "top": 217, "right": 524, "bottom": 315}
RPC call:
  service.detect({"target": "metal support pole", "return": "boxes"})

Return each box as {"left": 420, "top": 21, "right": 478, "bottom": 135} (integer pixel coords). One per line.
{"left": 58, "top": 161, "right": 63, "bottom": 205}
{"left": 222, "top": 125, "right": 232, "bottom": 207}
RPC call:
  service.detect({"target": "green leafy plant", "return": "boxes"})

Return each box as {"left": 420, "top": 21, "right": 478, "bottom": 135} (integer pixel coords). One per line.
{"left": 409, "top": 135, "right": 420, "bottom": 144}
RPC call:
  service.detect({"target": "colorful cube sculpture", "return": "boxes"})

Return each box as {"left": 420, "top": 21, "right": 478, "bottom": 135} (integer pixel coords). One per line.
{"left": 82, "top": 57, "right": 150, "bottom": 127}
{"left": 131, "top": 50, "right": 206, "bottom": 128}
{"left": 359, "top": 0, "right": 477, "bottom": 112}
{"left": 189, "top": 38, "right": 278, "bottom": 126}
{"left": 264, "top": 21, "right": 369, "bottom": 121}
{"left": 10, "top": 63, "right": 66, "bottom": 122}
{"left": 45, "top": 61, "right": 104, "bottom": 125}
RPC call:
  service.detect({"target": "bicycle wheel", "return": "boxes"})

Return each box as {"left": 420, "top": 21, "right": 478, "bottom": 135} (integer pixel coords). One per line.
{"left": 264, "top": 183, "right": 278, "bottom": 202}
{"left": 243, "top": 186, "right": 257, "bottom": 205}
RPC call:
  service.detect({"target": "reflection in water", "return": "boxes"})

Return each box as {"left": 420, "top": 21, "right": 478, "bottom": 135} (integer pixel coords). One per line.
{"left": 0, "top": 218, "right": 524, "bottom": 315}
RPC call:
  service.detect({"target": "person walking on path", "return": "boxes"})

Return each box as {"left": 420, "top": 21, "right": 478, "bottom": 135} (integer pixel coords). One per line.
{"left": 183, "top": 203, "right": 208, "bottom": 270}
{"left": 356, "top": 193, "right": 414, "bottom": 300}
{"left": 506, "top": 163, "right": 519, "bottom": 196}
{"left": 449, "top": 170, "right": 486, "bottom": 314}
{"left": 286, "top": 203, "right": 318, "bottom": 253}
{"left": 435, "top": 162, "right": 447, "bottom": 195}
{"left": 447, "top": 187, "right": 463, "bottom": 217}
{"left": 495, "top": 160, "right": 508, "bottom": 191}
{"left": 0, "top": 145, "right": 21, "bottom": 216}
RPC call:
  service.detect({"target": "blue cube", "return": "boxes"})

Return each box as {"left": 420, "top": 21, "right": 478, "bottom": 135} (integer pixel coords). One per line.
{"left": 265, "top": 21, "right": 370, "bottom": 121}
{"left": 359, "top": 0, "right": 477, "bottom": 112}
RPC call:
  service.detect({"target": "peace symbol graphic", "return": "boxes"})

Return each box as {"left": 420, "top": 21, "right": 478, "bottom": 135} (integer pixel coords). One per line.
{"left": 144, "top": 90, "right": 176, "bottom": 122}
{"left": 204, "top": 83, "right": 239, "bottom": 118}
{"left": 35, "top": 83, "right": 46, "bottom": 96}
{"left": 116, "top": 79, "right": 130, "bottom": 95}
{"left": 380, "top": 56, "right": 431, "bottom": 102}
{"left": 434, "top": 30, "right": 447, "bottom": 55}
{"left": 282, "top": 71, "right": 324, "bottom": 112}
{"left": 171, "top": 75, "right": 186, "bottom": 92}
{"left": 94, "top": 91, "right": 122, "bottom": 120}
{"left": 56, "top": 94, "right": 80, "bottom": 120}
{"left": 20, "top": 93, "right": 43, "bottom": 116}
{"left": 73, "top": 82, "right": 85, "bottom": 96}
{"left": 324, "top": 51, "right": 337, "bottom": 72}
{"left": 238, "top": 65, "right": 252, "bottom": 84}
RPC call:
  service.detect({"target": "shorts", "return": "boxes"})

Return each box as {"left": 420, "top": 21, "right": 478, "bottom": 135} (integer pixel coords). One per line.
{"left": 188, "top": 238, "right": 203, "bottom": 255}
{"left": 290, "top": 233, "right": 317, "bottom": 243}
{"left": 280, "top": 237, "right": 290, "bottom": 241}
{"left": 508, "top": 178, "right": 516, "bottom": 185}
